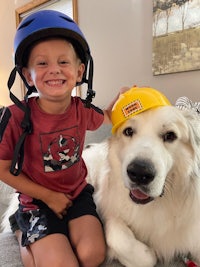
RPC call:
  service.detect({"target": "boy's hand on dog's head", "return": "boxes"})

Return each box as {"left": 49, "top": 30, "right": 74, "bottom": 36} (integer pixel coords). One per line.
{"left": 119, "top": 86, "right": 130, "bottom": 94}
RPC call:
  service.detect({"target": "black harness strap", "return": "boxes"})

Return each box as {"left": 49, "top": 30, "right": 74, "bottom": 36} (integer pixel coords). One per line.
{"left": 7, "top": 66, "right": 32, "bottom": 176}
{"left": 10, "top": 131, "right": 28, "bottom": 176}
{"left": 84, "top": 56, "right": 96, "bottom": 108}
{"left": 0, "top": 107, "right": 11, "bottom": 142}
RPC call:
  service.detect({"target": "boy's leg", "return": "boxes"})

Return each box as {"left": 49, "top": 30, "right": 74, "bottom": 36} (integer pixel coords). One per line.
{"left": 15, "top": 230, "right": 35, "bottom": 267}
{"left": 69, "top": 215, "right": 106, "bottom": 267}
{"left": 29, "top": 233, "right": 79, "bottom": 267}
{"left": 10, "top": 214, "right": 35, "bottom": 267}
{"left": 12, "top": 204, "right": 80, "bottom": 267}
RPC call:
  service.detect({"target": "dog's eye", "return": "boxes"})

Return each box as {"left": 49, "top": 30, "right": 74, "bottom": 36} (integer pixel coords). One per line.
{"left": 162, "top": 131, "right": 177, "bottom": 142}
{"left": 123, "top": 127, "right": 134, "bottom": 137}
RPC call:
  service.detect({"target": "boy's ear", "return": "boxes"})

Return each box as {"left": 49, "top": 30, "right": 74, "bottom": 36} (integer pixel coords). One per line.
{"left": 22, "top": 67, "right": 34, "bottom": 86}
{"left": 76, "top": 63, "right": 85, "bottom": 83}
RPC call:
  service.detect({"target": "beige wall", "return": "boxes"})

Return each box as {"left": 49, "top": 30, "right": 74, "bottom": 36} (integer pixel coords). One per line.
{"left": 0, "top": 0, "right": 28, "bottom": 106}
{"left": 0, "top": 0, "right": 199, "bottom": 107}
{"left": 78, "top": 0, "right": 200, "bottom": 107}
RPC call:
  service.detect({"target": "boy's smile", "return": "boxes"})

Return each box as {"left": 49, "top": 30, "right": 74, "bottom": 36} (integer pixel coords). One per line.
{"left": 45, "top": 79, "right": 66, "bottom": 87}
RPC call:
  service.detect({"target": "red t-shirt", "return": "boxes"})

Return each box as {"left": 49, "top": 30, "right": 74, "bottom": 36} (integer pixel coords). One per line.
{"left": 0, "top": 96, "right": 104, "bottom": 208}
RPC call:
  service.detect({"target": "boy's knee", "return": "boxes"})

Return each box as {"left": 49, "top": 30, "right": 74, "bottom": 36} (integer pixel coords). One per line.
{"left": 78, "top": 246, "right": 106, "bottom": 267}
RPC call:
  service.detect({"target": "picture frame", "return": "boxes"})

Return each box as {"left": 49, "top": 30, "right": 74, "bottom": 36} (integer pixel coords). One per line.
{"left": 152, "top": 0, "right": 200, "bottom": 75}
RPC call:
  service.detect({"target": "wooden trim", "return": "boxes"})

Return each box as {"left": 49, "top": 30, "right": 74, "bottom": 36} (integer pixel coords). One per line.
{"left": 72, "top": 0, "right": 78, "bottom": 23}
{"left": 15, "top": 0, "right": 50, "bottom": 25}
{"left": 15, "top": 0, "right": 78, "bottom": 25}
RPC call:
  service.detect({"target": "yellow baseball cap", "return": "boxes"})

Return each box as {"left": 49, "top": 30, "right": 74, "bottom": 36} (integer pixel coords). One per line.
{"left": 111, "top": 86, "right": 171, "bottom": 134}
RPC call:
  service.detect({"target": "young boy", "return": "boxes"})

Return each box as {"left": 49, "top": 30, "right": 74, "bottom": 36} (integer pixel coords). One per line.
{"left": 0, "top": 10, "right": 125, "bottom": 267}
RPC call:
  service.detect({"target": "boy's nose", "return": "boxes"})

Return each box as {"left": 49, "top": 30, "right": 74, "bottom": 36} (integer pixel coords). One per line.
{"left": 49, "top": 64, "right": 61, "bottom": 74}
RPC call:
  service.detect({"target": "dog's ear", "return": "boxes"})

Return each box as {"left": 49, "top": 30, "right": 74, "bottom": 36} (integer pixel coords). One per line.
{"left": 181, "top": 109, "right": 200, "bottom": 176}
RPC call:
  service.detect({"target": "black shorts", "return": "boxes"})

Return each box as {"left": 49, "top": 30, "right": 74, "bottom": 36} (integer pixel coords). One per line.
{"left": 15, "top": 184, "right": 100, "bottom": 247}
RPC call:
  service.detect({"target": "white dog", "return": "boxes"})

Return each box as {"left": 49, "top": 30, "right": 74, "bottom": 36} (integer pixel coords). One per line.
{"left": 83, "top": 106, "right": 200, "bottom": 267}
{"left": 2, "top": 105, "right": 200, "bottom": 267}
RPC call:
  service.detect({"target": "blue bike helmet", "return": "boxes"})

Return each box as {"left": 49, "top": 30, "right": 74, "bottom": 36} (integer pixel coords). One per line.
{"left": 8, "top": 10, "right": 95, "bottom": 107}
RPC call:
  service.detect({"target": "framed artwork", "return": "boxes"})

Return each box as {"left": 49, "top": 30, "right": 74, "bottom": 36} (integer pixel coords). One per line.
{"left": 152, "top": 0, "right": 200, "bottom": 75}
{"left": 15, "top": 0, "right": 81, "bottom": 97}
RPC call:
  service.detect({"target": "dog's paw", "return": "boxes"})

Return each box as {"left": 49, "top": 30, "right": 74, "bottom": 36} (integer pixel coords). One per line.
{"left": 117, "top": 242, "right": 157, "bottom": 267}
{"left": 135, "top": 244, "right": 157, "bottom": 267}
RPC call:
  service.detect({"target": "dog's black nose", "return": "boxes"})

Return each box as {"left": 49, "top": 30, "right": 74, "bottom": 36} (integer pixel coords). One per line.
{"left": 127, "top": 159, "right": 156, "bottom": 185}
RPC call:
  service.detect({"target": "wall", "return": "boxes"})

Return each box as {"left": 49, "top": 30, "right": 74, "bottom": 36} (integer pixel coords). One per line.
{"left": 0, "top": 0, "right": 199, "bottom": 107}
{"left": 78, "top": 0, "right": 200, "bottom": 108}
{"left": 0, "top": 0, "right": 28, "bottom": 106}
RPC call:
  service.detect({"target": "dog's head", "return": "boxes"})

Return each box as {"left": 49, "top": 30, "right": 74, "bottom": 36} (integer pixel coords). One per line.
{"left": 111, "top": 106, "right": 200, "bottom": 204}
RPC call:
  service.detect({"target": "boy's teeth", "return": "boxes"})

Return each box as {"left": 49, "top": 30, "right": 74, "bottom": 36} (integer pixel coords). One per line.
{"left": 47, "top": 80, "right": 63, "bottom": 85}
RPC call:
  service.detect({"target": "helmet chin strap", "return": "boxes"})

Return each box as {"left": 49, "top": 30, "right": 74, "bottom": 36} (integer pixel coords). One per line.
{"left": 8, "top": 66, "right": 35, "bottom": 103}
{"left": 83, "top": 55, "right": 96, "bottom": 108}
{"left": 7, "top": 66, "right": 33, "bottom": 176}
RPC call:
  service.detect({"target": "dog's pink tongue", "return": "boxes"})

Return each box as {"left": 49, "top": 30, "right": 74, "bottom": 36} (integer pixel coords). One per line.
{"left": 131, "top": 189, "right": 149, "bottom": 200}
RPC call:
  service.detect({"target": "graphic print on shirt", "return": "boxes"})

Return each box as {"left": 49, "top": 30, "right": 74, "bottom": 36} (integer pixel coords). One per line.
{"left": 40, "top": 126, "right": 80, "bottom": 172}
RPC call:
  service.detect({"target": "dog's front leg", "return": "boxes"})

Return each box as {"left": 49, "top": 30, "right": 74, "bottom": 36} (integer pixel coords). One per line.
{"left": 105, "top": 218, "right": 157, "bottom": 267}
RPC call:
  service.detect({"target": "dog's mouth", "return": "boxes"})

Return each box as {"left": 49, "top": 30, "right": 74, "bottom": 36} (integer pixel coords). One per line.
{"left": 129, "top": 189, "right": 154, "bottom": 204}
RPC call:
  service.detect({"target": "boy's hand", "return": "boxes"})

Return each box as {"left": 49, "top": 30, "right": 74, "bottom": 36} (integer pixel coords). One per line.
{"left": 104, "top": 86, "right": 130, "bottom": 123}
{"left": 42, "top": 191, "right": 72, "bottom": 219}
{"left": 119, "top": 86, "right": 130, "bottom": 94}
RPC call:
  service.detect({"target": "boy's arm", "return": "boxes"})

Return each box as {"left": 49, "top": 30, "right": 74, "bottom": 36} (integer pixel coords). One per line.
{"left": 103, "top": 86, "right": 129, "bottom": 124}
{"left": 0, "top": 160, "right": 72, "bottom": 219}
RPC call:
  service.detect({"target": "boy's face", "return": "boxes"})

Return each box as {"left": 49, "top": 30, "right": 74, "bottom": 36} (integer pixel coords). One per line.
{"left": 22, "top": 39, "right": 85, "bottom": 101}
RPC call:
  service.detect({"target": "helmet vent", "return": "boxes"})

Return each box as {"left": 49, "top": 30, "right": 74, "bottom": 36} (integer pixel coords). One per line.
{"left": 60, "top": 15, "right": 74, "bottom": 23}
{"left": 18, "top": 19, "right": 34, "bottom": 30}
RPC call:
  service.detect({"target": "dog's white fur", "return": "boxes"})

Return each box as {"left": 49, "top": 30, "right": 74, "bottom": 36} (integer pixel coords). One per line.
{"left": 1, "top": 191, "right": 17, "bottom": 232}
{"left": 83, "top": 106, "right": 200, "bottom": 267}
{"left": 2, "top": 106, "right": 200, "bottom": 267}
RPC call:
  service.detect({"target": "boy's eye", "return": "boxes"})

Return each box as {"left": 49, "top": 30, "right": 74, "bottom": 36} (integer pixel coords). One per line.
{"left": 60, "top": 60, "right": 69, "bottom": 65}
{"left": 37, "top": 61, "right": 46, "bottom": 66}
